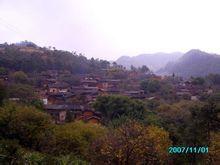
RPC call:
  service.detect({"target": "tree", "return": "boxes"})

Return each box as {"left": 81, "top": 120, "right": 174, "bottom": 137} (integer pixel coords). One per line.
{"left": 140, "top": 65, "right": 150, "bottom": 73}
{"left": 0, "top": 139, "right": 24, "bottom": 164}
{"left": 0, "top": 81, "right": 6, "bottom": 105}
{"left": 89, "top": 121, "right": 171, "bottom": 164}
{"left": 55, "top": 154, "right": 88, "bottom": 165}
{"left": 130, "top": 65, "right": 137, "bottom": 71}
{"left": 191, "top": 77, "right": 205, "bottom": 85}
{"left": 0, "top": 67, "right": 7, "bottom": 75}
{"left": 155, "top": 101, "right": 220, "bottom": 164}
{"left": 7, "top": 83, "right": 35, "bottom": 101}
{"left": 53, "top": 121, "right": 106, "bottom": 157}
{"left": 93, "top": 95, "right": 145, "bottom": 123}
{"left": 208, "top": 132, "right": 220, "bottom": 164}
{"left": 11, "top": 71, "right": 28, "bottom": 84}
{"left": 140, "top": 79, "right": 161, "bottom": 93}
{"left": 30, "top": 99, "right": 44, "bottom": 110}
{"left": 145, "top": 99, "right": 160, "bottom": 110}
{"left": 192, "top": 101, "right": 220, "bottom": 145}
{"left": 0, "top": 103, "right": 53, "bottom": 151}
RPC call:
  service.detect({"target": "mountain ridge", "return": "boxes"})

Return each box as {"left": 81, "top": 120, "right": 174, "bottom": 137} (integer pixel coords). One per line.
{"left": 116, "top": 52, "right": 183, "bottom": 71}
{"left": 158, "top": 49, "right": 220, "bottom": 77}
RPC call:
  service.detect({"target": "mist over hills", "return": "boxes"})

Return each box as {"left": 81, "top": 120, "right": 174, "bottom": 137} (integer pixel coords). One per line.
{"left": 1, "top": 41, "right": 220, "bottom": 78}
{"left": 158, "top": 49, "right": 220, "bottom": 77}
{"left": 116, "top": 50, "right": 220, "bottom": 78}
{"left": 116, "top": 52, "right": 183, "bottom": 71}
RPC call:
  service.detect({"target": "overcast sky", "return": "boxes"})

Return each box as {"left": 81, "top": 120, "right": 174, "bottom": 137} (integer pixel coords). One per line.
{"left": 0, "top": 0, "right": 220, "bottom": 60}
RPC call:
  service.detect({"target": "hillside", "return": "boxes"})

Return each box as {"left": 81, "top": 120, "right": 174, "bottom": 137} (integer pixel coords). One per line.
{"left": 158, "top": 49, "right": 220, "bottom": 77}
{"left": 0, "top": 42, "right": 110, "bottom": 74}
{"left": 116, "top": 52, "right": 183, "bottom": 71}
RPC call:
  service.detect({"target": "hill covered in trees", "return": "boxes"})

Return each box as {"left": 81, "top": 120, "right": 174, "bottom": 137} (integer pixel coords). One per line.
{"left": 0, "top": 42, "right": 110, "bottom": 74}
{"left": 158, "top": 49, "right": 220, "bottom": 77}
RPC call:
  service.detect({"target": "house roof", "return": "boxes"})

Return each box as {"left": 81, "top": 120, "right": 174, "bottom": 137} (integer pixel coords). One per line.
{"left": 48, "top": 82, "right": 69, "bottom": 88}
{"left": 81, "top": 80, "right": 98, "bottom": 83}
{"left": 100, "top": 79, "right": 121, "bottom": 83}
{"left": 76, "top": 89, "right": 99, "bottom": 95}
{"left": 86, "top": 116, "right": 101, "bottom": 121}
{"left": 102, "top": 88, "right": 120, "bottom": 93}
{"left": 44, "top": 104, "right": 84, "bottom": 111}
{"left": 83, "top": 108, "right": 102, "bottom": 116}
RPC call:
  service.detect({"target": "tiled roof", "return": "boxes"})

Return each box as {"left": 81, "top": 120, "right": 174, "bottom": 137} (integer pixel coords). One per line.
{"left": 48, "top": 82, "right": 69, "bottom": 88}
{"left": 44, "top": 104, "right": 84, "bottom": 110}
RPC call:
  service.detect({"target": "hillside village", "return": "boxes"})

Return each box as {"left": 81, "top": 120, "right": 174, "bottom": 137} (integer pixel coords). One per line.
{"left": 0, "top": 55, "right": 216, "bottom": 124}
{"left": 2, "top": 0, "right": 220, "bottom": 163}
{"left": 0, "top": 43, "right": 219, "bottom": 164}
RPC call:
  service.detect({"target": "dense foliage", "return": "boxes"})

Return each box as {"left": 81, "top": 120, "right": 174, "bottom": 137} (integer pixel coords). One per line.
{"left": 0, "top": 44, "right": 110, "bottom": 74}
{"left": 89, "top": 121, "right": 171, "bottom": 164}
{"left": 93, "top": 95, "right": 145, "bottom": 123}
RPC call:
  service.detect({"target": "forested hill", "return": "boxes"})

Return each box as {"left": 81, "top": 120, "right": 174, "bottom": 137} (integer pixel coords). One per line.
{"left": 0, "top": 42, "right": 110, "bottom": 74}
{"left": 158, "top": 49, "right": 220, "bottom": 77}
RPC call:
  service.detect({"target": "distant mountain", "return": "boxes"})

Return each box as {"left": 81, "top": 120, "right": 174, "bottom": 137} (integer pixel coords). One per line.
{"left": 116, "top": 52, "right": 183, "bottom": 71}
{"left": 158, "top": 49, "right": 220, "bottom": 77}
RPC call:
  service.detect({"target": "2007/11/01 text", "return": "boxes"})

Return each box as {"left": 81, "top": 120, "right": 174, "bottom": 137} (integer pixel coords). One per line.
{"left": 168, "top": 146, "right": 208, "bottom": 154}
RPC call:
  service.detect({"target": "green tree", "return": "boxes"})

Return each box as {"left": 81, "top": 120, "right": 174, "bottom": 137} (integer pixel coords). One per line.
{"left": 191, "top": 77, "right": 205, "bottom": 85}
{"left": 11, "top": 71, "right": 28, "bottom": 84}
{"left": 55, "top": 154, "right": 88, "bottom": 165}
{"left": 0, "top": 103, "right": 53, "bottom": 151}
{"left": 140, "top": 79, "right": 161, "bottom": 93}
{"left": 30, "top": 99, "right": 44, "bottom": 110}
{"left": 0, "top": 67, "right": 7, "bottom": 75}
{"left": 0, "top": 139, "right": 24, "bottom": 164}
{"left": 140, "top": 65, "right": 150, "bottom": 73}
{"left": 0, "top": 81, "right": 7, "bottom": 105}
{"left": 53, "top": 121, "right": 106, "bottom": 157}
{"left": 93, "top": 95, "right": 145, "bottom": 123}
{"left": 7, "top": 83, "right": 35, "bottom": 101}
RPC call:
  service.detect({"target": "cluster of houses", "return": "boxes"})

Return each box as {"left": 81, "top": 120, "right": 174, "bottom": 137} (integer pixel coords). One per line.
{"left": 172, "top": 78, "right": 213, "bottom": 101}
{"left": 38, "top": 70, "right": 147, "bottom": 124}
{"left": 0, "top": 68, "right": 215, "bottom": 124}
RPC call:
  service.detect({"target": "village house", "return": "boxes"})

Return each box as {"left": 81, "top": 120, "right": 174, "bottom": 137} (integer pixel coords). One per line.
{"left": 101, "top": 87, "right": 121, "bottom": 95}
{"left": 123, "top": 90, "right": 145, "bottom": 99}
{"left": 98, "top": 79, "right": 121, "bottom": 90}
{"left": 44, "top": 104, "right": 68, "bottom": 124}
{"left": 191, "top": 95, "right": 199, "bottom": 101}
{"left": 44, "top": 104, "right": 84, "bottom": 124}
{"left": 48, "top": 82, "right": 69, "bottom": 93}
{"left": 44, "top": 104, "right": 101, "bottom": 124}
{"left": 73, "top": 86, "right": 100, "bottom": 95}
{"left": 47, "top": 92, "right": 76, "bottom": 105}
{"left": 41, "top": 78, "right": 57, "bottom": 88}
{"left": 81, "top": 79, "right": 98, "bottom": 87}
{"left": 47, "top": 93, "right": 66, "bottom": 105}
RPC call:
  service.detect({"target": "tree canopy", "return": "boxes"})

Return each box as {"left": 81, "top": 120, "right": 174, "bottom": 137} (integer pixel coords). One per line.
{"left": 93, "top": 95, "right": 146, "bottom": 123}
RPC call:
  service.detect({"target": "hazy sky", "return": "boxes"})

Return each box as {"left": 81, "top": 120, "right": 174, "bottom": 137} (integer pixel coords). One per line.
{"left": 1, "top": 0, "right": 220, "bottom": 60}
